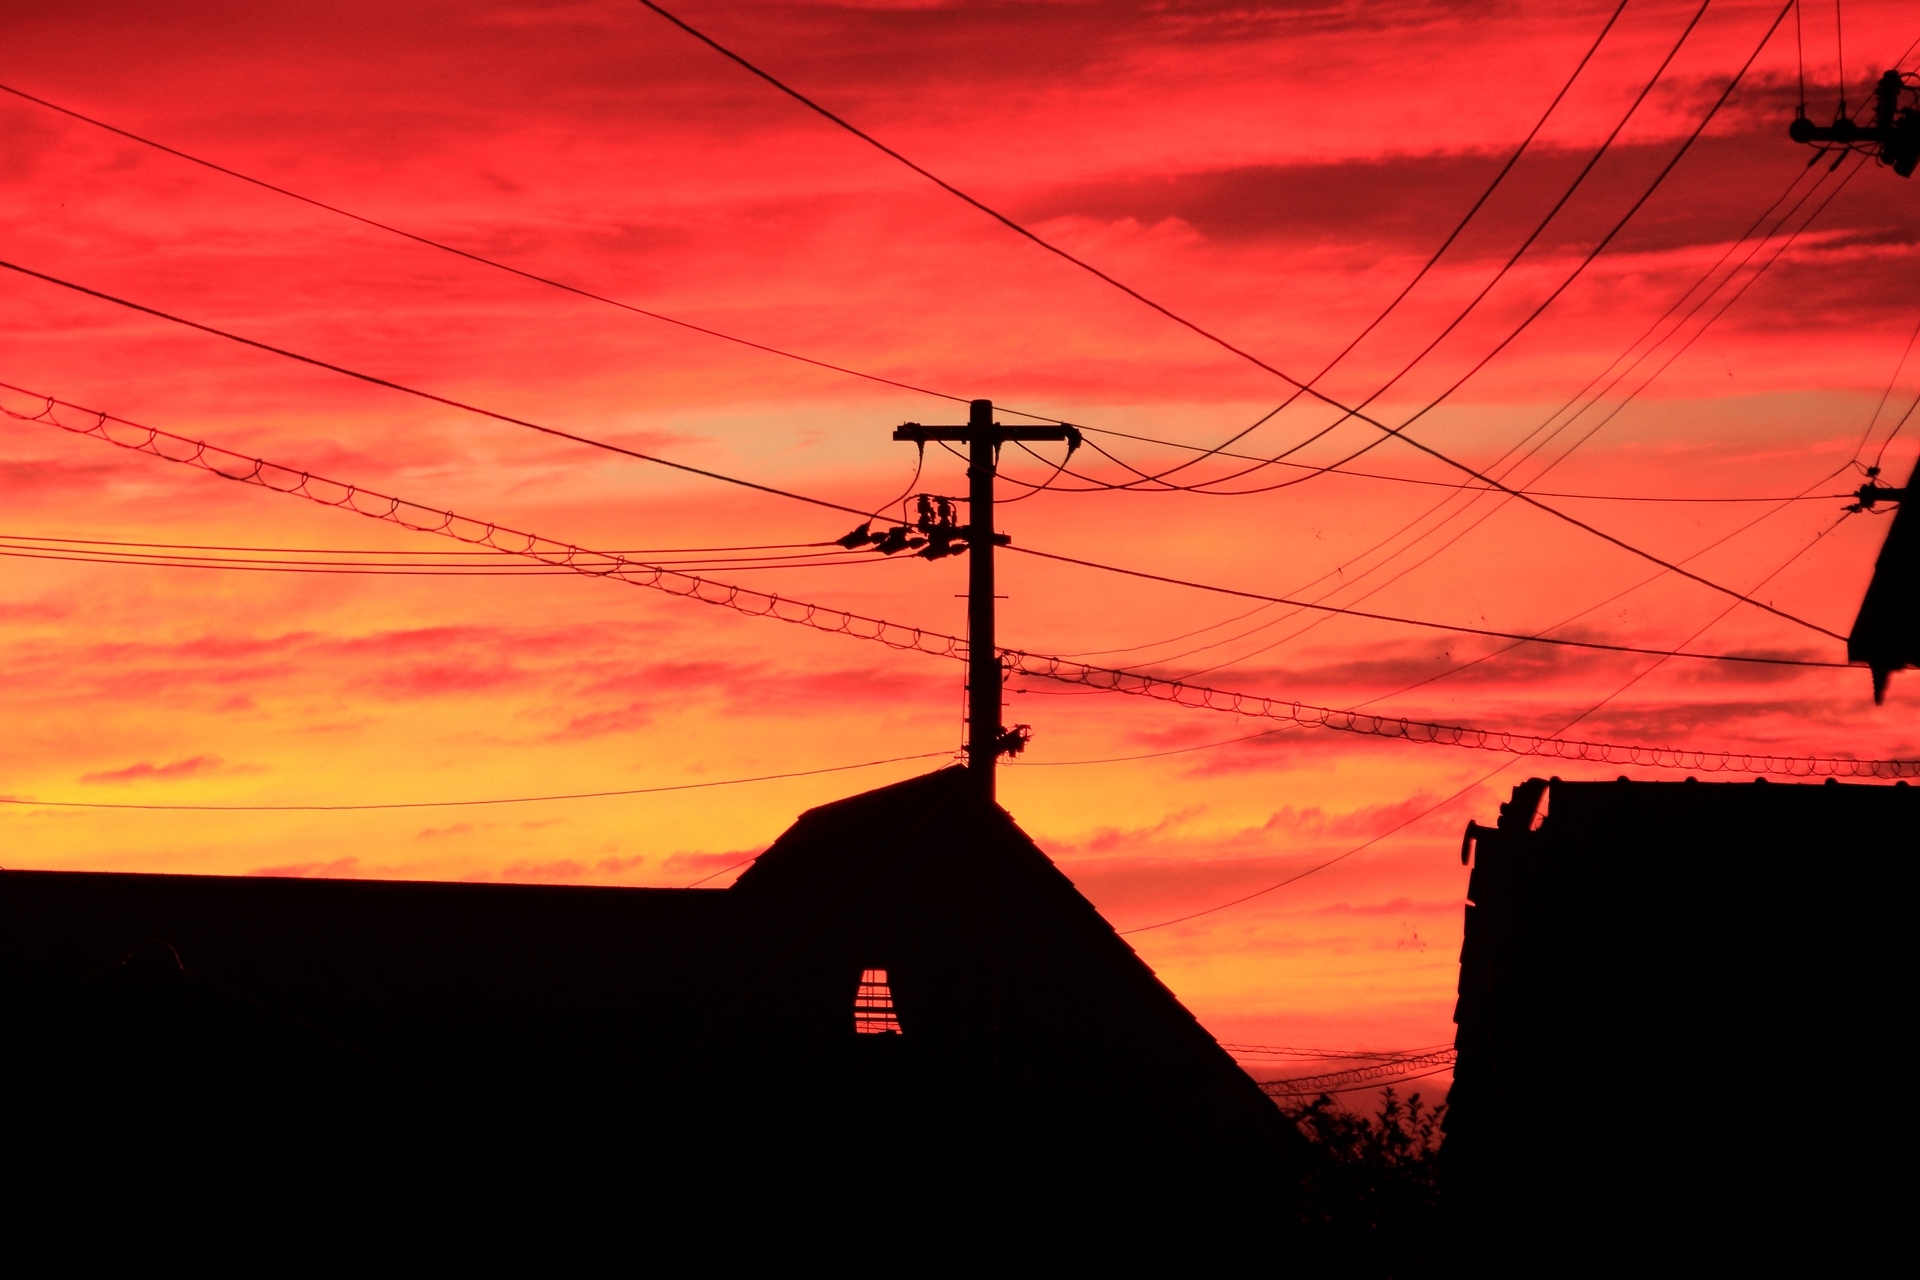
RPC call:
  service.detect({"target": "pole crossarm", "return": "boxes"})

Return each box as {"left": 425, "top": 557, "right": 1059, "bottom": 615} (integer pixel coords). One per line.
{"left": 10, "top": 386, "right": 1915, "bottom": 780}
{"left": 895, "top": 423, "right": 1083, "bottom": 447}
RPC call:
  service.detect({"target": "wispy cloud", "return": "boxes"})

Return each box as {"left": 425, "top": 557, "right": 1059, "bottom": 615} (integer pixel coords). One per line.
{"left": 80, "top": 754, "right": 230, "bottom": 785}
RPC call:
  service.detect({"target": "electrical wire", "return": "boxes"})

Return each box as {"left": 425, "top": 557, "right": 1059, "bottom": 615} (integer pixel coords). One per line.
{"left": 0, "top": 546, "right": 898, "bottom": 575}
{"left": 1006, "top": 728, "right": 1288, "bottom": 768}
{"left": 1087, "top": 0, "right": 1779, "bottom": 504}
{"left": 1262, "top": 1061, "right": 1458, "bottom": 1099}
{"left": 1042, "top": 155, "right": 1865, "bottom": 677}
{"left": 0, "top": 80, "right": 971, "bottom": 412}
{"left": 1007, "top": 544, "right": 1849, "bottom": 658}
{"left": 1855, "top": 312, "right": 1920, "bottom": 463}
{"left": 1160, "top": 160, "right": 1865, "bottom": 682}
{"left": 1344, "top": 464, "right": 1857, "bottom": 713}
{"left": 633, "top": 0, "right": 1833, "bottom": 633}
{"left": 1258, "top": 1048, "right": 1458, "bottom": 1097}
{"left": 1224, "top": 1042, "right": 1455, "bottom": 1062}
{"left": 1871, "top": 386, "right": 1920, "bottom": 471}
{"left": 1002, "top": 432, "right": 1851, "bottom": 502}
{"left": 0, "top": 534, "right": 840, "bottom": 555}
{"left": 1119, "top": 499, "right": 1872, "bottom": 936}
{"left": 0, "top": 265, "right": 888, "bottom": 521}
{"left": 0, "top": 750, "right": 952, "bottom": 812}
{"left": 4, "top": 15, "right": 1862, "bottom": 537}
{"left": 3, "top": 378, "right": 1843, "bottom": 667}
{"left": 1036, "top": 0, "right": 1637, "bottom": 493}
{"left": 0, "top": 67, "right": 1837, "bottom": 524}
{"left": 1146, "top": 0, "right": 1714, "bottom": 495}
{"left": 12, "top": 385, "right": 1906, "bottom": 780}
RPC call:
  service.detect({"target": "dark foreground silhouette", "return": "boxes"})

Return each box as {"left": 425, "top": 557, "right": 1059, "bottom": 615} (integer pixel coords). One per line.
{"left": 1282, "top": 1089, "right": 1447, "bottom": 1276}
{"left": 2, "top": 766, "right": 1302, "bottom": 1245}
{"left": 1450, "top": 775, "right": 1912, "bottom": 1267}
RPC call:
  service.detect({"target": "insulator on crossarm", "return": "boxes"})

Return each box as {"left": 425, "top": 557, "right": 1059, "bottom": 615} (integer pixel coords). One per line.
{"left": 874, "top": 526, "right": 917, "bottom": 555}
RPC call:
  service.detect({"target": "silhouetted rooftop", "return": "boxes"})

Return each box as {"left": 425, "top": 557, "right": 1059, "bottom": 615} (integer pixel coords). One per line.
{"left": 1447, "top": 775, "right": 1913, "bottom": 1252}
{"left": 3, "top": 765, "right": 1296, "bottom": 1218}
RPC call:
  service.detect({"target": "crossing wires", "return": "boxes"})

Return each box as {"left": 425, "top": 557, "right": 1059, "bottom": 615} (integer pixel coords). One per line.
{"left": 629, "top": 0, "right": 1833, "bottom": 640}
{"left": 7, "top": 381, "right": 1911, "bottom": 782}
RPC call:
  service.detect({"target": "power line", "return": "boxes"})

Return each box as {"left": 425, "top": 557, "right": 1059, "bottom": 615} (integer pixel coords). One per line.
{"left": 1052, "top": 0, "right": 1636, "bottom": 492}
{"left": 14, "top": 385, "right": 1907, "bottom": 779}
{"left": 0, "top": 533, "right": 839, "bottom": 555}
{"left": 1121, "top": 493, "right": 1876, "bottom": 936}
{"left": 1038, "top": 137, "right": 1863, "bottom": 679}
{"left": 0, "top": 531, "right": 893, "bottom": 573}
{"left": 1092, "top": 0, "right": 1778, "bottom": 506}
{"left": 1005, "top": 435, "right": 1853, "bottom": 503}
{"left": 4, "top": 379, "right": 1844, "bottom": 667}
{"left": 1855, "top": 311, "right": 1920, "bottom": 462}
{"left": 1258, "top": 1048, "right": 1458, "bottom": 1098}
{"left": 635, "top": 0, "right": 1829, "bottom": 635}
{"left": 0, "top": 69, "right": 1836, "bottom": 523}
{"left": 0, "top": 80, "right": 970, "bottom": 411}
{"left": 1343, "top": 464, "right": 1858, "bottom": 714}
{"left": 1007, "top": 544, "right": 1849, "bottom": 660}
{"left": 1007, "top": 729, "right": 1287, "bottom": 768}
{"left": 0, "top": 546, "right": 895, "bottom": 576}
{"left": 1155, "top": 158, "right": 1868, "bottom": 682}
{"left": 0, "top": 262, "right": 883, "bottom": 521}
{"left": 0, "top": 751, "right": 951, "bottom": 812}
{"left": 6, "top": 75, "right": 1809, "bottom": 521}
{"left": 1872, "top": 385, "right": 1920, "bottom": 471}
{"left": 1224, "top": 1042, "right": 1455, "bottom": 1062}
{"left": 1021, "top": 149, "right": 1853, "bottom": 504}
{"left": 1149, "top": 0, "right": 1710, "bottom": 495}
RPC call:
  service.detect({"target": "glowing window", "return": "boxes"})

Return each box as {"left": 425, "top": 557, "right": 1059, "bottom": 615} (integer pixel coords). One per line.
{"left": 853, "top": 968, "right": 902, "bottom": 1035}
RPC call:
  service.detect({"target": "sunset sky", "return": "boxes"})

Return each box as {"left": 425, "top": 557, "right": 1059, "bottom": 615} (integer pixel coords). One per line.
{"left": 2, "top": 0, "right": 1916, "bottom": 1065}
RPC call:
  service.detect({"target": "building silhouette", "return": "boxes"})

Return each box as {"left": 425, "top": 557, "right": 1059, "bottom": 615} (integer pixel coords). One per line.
{"left": 3, "top": 766, "right": 1299, "bottom": 1228}
{"left": 1446, "top": 775, "right": 1913, "bottom": 1253}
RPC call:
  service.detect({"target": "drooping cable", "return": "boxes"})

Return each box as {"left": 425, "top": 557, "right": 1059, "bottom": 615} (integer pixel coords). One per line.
{"left": 1056, "top": 0, "right": 1637, "bottom": 492}
{"left": 1006, "top": 544, "right": 1848, "bottom": 657}
{"left": 629, "top": 0, "right": 1826, "bottom": 635}
{"left": 0, "top": 80, "right": 969, "bottom": 411}
{"left": 1854, "top": 312, "right": 1920, "bottom": 463}
{"left": 0, "top": 264, "right": 881, "bottom": 520}
{"left": 1161, "top": 157, "right": 1866, "bottom": 680}
{"left": 1343, "top": 464, "right": 1859, "bottom": 713}
{"left": 9, "top": 382, "right": 1905, "bottom": 779}
{"left": 1121, "top": 495, "right": 1866, "bottom": 936}
{"left": 1035, "top": 149, "right": 1862, "bottom": 677}
{"left": 0, "top": 751, "right": 951, "bottom": 812}
{"left": 1155, "top": 0, "right": 1712, "bottom": 494}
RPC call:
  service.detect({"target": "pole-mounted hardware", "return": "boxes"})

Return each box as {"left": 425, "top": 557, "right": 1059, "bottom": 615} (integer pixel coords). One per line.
{"left": 1845, "top": 459, "right": 1916, "bottom": 704}
{"left": 1790, "top": 68, "right": 1920, "bottom": 177}
{"left": 839, "top": 400, "right": 1079, "bottom": 801}
{"left": 1849, "top": 476, "right": 1911, "bottom": 511}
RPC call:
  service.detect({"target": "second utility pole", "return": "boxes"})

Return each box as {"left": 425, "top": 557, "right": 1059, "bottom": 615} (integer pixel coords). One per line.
{"left": 894, "top": 400, "right": 1078, "bottom": 803}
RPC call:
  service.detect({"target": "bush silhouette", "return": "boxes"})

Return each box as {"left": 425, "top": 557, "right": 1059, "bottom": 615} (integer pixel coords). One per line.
{"left": 1276, "top": 1087, "right": 1446, "bottom": 1275}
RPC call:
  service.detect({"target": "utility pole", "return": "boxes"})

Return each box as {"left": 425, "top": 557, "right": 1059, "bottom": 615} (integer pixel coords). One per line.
{"left": 1847, "top": 461, "right": 1915, "bottom": 703}
{"left": 892, "top": 401, "right": 1079, "bottom": 802}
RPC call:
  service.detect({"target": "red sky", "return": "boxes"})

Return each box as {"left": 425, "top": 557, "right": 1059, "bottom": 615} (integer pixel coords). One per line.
{"left": 3, "top": 0, "right": 1916, "bottom": 1066}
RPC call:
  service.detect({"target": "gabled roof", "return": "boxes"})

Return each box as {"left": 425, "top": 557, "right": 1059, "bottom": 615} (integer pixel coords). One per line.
{"left": 720, "top": 766, "right": 1294, "bottom": 1168}
{"left": 1, "top": 766, "right": 1295, "bottom": 1200}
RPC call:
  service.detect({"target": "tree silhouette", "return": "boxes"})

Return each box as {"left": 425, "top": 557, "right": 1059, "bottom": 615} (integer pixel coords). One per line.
{"left": 1277, "top": 1087, "right": 1447, "bottom": 1276}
